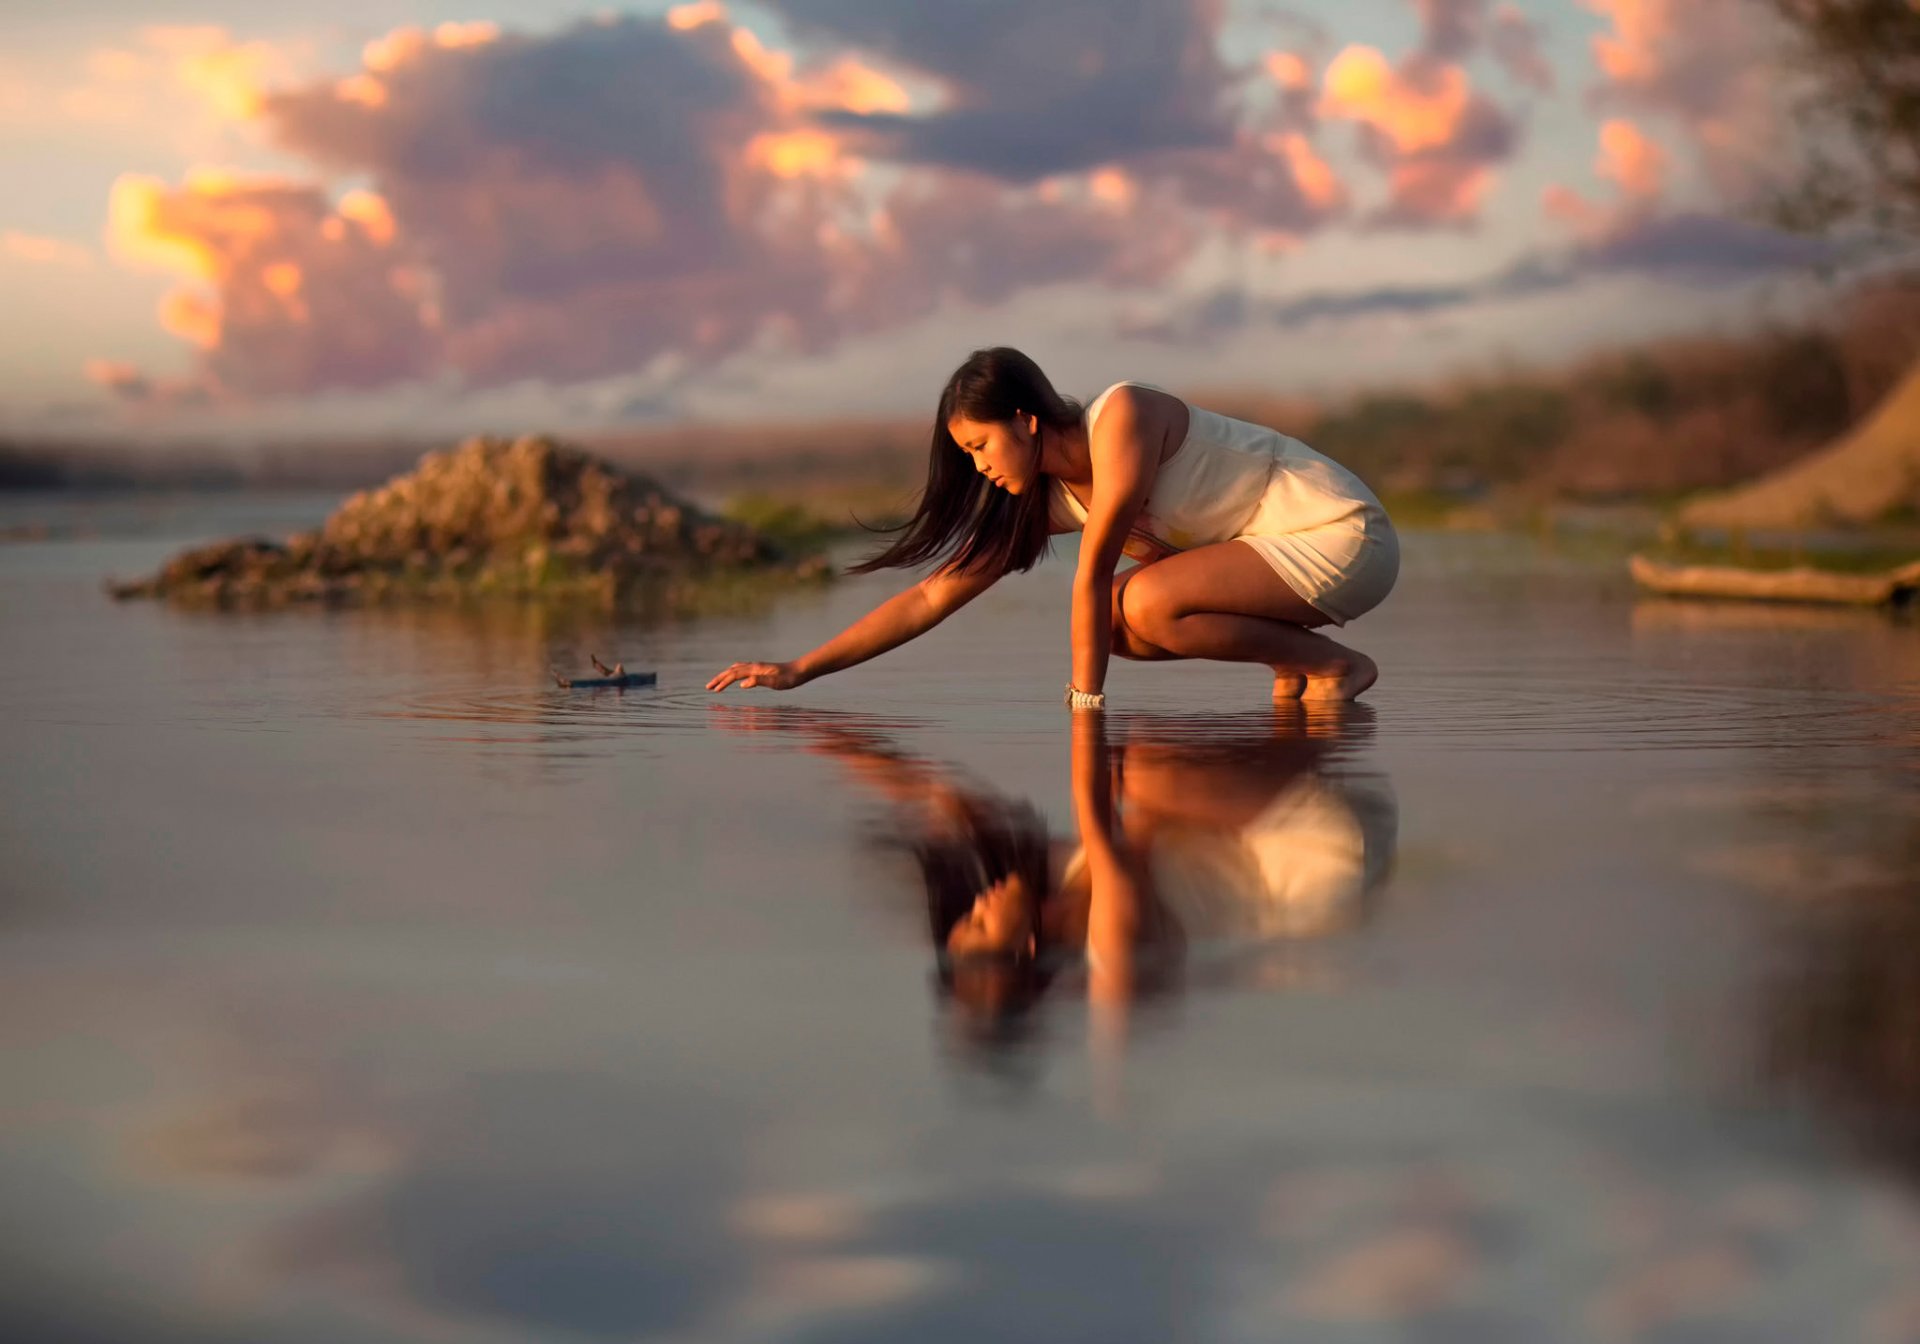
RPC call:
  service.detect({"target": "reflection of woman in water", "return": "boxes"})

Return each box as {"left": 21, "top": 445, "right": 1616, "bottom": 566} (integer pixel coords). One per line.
{"left": 721, "top": 706, "right": 1396, "bottom": 1036}
{"left": 709, "top": 347, "right": 1398, "bottom": 706}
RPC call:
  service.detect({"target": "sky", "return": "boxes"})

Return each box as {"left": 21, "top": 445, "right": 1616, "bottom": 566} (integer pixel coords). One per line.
{"left": 0, "top": 0, "right": 1838, "bottom": 442}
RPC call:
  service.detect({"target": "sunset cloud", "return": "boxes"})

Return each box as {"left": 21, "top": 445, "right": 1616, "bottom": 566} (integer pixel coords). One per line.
{"left": 1598, "top": 118, "right": 1666, "bottom": 199}
{"left": 1318, "top": 43, "right": 1518, "bottom": 226}
{"left": 86, "top": 4, "right": 1387, "bottom": 401}
{"left": 1489, "top": 5, "right": 1554, "bottom": 92}
{"left": 2, "top": 231, "right": 95, "bottom": 269}
{"left": 82, "top": 357, "right": 213, "bottom": 408}
{"left": 105, "top": 170, "right": 434, "bottom": 395}
{"left": 1581, "top": 0, "right": 1775, "bottom": 199}
{"left": 62, "top": 25, "right": 298, "bottom": 130}
{"left": 1543, "top": 116, "right": 1667, "bottom": 239}
{"left": 1413, "top": 0, "right": 1485, "bottom": 61}
{"left": 77, "top": 1, "right": 1804, "bottom": 416}
{"left": 83, "top": 359, "right": 152, "bottom": 399}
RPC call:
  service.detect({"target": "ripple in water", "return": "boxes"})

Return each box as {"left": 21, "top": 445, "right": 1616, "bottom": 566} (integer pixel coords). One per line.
{"left": 1383, "top": 674, "right": 1895, "bottom": 752}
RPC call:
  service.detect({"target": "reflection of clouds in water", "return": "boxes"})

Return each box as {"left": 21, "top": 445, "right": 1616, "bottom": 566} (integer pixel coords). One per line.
{"left": 742, "top": 1146, "right": 1920, "bottom": 1342}
{"left": 127, "top": 1087, "right": 395, "bottom": 1186}
{"left": 252, "top": 1072, "right": 763, "bottom": 1341}
{"left": 53, "top": 998, "right": 1920, "bottom": 1343}
{"left": 1630, "top": 742, "right": 1920, "bottom": 1179}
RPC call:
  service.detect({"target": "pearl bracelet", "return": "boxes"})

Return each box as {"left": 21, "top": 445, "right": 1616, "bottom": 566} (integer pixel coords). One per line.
{"left": 1064, "top": 685, "right": 1106, "bottom": 711}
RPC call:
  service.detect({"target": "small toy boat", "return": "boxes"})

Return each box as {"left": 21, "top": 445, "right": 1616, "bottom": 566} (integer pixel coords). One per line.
{"left": 551, "top": 654, "right": 658, "bottom": 689}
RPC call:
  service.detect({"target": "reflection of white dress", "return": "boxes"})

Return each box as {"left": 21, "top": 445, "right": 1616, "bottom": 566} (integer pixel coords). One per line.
{"left": 1064, "top": 774, "right": 1397, "bottom": 944}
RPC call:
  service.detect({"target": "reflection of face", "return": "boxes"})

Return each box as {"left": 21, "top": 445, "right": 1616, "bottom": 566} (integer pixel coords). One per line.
{"left": 945, "top": 873, "right": 1035, "bottom": 957}
{"left": 948, "top": 413, "right": 1038, "bottom": 495}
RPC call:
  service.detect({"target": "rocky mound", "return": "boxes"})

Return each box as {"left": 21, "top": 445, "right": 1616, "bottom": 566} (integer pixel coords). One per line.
{"left": 110, "top": 435, "right": 829, "bottom": 606}
{"left": 1679, "top": 361, "right": 1920, "bottom": 531}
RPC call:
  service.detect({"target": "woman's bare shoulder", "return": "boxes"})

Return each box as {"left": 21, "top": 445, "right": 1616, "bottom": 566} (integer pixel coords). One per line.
{"left": 1094, "top": 383, "right": 1189, "bottom": 462}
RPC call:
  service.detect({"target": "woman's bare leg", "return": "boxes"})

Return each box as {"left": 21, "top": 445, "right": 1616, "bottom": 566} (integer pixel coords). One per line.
{"left": 1109, "top": 566, "right": 1183, "bottom": 663}
{"left": 1116, "top": 541, "right": 1378, "bottom": 701}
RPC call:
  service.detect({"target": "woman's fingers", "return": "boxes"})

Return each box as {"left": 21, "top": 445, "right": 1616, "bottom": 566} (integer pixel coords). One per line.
{"left": 708, "top": 661, "right": 779, "bottom": 692}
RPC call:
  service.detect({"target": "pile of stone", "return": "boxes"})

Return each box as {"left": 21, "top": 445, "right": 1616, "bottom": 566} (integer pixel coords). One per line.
{"left": 110, "top": 435, "right": 829, "bottom": 606}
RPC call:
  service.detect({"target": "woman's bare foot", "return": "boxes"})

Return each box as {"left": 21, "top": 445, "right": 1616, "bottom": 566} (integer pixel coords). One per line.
{"left": 1271, "top": 668, "right": 1307, "bottom": 701}
{"left": 1302, "top": 650, "right": 1377, "bottom": 702}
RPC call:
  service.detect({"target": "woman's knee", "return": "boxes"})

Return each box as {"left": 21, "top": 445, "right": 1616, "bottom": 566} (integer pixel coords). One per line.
{"left": 1118, "top": 569, "right": 1185, "bottom": 645}
{"left": 1111, "top": 570, "right": 1168, "bottom": 660}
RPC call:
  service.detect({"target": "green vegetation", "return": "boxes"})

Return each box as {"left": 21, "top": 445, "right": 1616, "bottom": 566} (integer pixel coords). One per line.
{"left": 1640, "top": 532, "right": 1920, "bottom": 576}
{"left": 722, "top": 485, "right": 913, "bottom": 554}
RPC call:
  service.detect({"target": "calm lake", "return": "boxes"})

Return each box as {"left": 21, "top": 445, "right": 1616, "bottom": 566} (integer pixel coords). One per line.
{"left": 5, "top": 491, "right": 1920, "bottom": 1342}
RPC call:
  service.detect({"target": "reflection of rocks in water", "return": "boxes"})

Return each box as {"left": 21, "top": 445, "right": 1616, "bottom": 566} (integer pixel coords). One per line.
{"left": 109, "top": 436, "right": 830, "bottom": 610}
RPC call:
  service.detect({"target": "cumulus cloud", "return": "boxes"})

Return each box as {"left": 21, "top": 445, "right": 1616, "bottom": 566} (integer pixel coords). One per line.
{"left": 1581, "top": 0, "right": 1776, "bottom": 200}
{"left": 83, "top": 359, "right": 153, "bottom": 400}
{"left": 1413, "top": 0, "right": 1486, "bottom": 62}
{"left": 91, "top": 5, "right": 1383, "bottom": 402}
{"left": 1544, "top": 117, "right": 1668, "bottom": 235}
{"left": 105, "top": 171, "right": 434, "bottom": 396}
{"left": 1316, "top": 0, "right": 1523, "bottom": 227}
{"left": 1489, "top": 5, "right": 1554, "bottom": 92}
{"left": 1537, "top": 0, "right": 1803, "bottom": 300}
{"left": 768, "top": 0, "right": 1234, "bottom": 179}
{"left": 82, "top": 357, "right": 213, "bottom": 409}
{"left": 60, "top": 25, "right": 301, "bottom": 133}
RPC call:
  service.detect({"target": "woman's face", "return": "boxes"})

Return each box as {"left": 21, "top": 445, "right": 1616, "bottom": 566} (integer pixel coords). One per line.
{"left": 946, "top": 872, "right": 1036, "bottom": 957}
{"left": 948, "top": 413, "right": 1039, "bottom": 495}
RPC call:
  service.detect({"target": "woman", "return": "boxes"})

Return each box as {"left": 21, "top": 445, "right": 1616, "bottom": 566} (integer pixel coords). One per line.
{"left": 706, "top": 347, "right": 1398, "bottom": 705}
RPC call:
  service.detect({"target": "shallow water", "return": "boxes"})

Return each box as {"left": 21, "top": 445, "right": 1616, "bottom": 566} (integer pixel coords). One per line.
{"left": 5, "top": 496, "right": 1920, "bottom": 1341}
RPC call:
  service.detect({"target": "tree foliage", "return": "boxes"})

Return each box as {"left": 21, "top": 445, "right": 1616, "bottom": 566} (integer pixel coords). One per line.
{"left": 1765, "top": 0, "right": 1920, "bottom": 236}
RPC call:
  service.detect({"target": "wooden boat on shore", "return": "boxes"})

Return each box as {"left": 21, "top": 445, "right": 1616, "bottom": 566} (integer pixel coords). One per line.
{"left": 1629, "top": 554, "right": 1920, "bottom": 606}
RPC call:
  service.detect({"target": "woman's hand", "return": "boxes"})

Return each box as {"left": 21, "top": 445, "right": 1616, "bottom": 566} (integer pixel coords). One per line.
{"left": 706, "top": 660, "right": 808, "bottom": 692}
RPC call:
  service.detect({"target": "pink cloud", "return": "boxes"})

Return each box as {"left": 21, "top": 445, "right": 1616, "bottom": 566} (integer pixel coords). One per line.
{"left": 1581, "top": 0, "right": 1776, "bottom": 201}
{"left": 86, "top": 3, "right": 1530, "bottom": 402}
{"left": 1489, "top": 5, "right": 1554, "bottom": 92}
{"left": 3, "top": 231, "right": 94, "bottom": 268}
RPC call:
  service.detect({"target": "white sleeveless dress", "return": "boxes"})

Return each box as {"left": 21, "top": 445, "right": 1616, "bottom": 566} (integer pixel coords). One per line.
{"left": 1048, "top": 382, "right": 1399, "bottom": 625}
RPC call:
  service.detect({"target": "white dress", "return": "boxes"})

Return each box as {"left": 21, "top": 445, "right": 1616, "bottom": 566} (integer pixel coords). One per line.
{"left": 1049, "top": 381, "right": 1400, "bottom": 625}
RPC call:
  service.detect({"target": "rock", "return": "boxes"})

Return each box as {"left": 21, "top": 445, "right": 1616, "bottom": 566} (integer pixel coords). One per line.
{"left": 110, "top": 435, "right": 828, "bottom": 608}
{"left": 1679, "top": 359, "right": 1920, "bottom": 530}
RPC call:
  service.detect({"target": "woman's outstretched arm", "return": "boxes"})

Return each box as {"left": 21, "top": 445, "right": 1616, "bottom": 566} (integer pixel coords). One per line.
{"left": 1072, "top": 387, "right": 1167, "bottom": 695}
{"left": 706, "top": 563, "right": 1000, "bottom": 692}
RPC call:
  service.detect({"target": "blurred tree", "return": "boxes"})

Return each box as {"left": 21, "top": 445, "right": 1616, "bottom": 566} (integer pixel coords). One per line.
{"left": 1764, "top": 0, "right": 1920, "bottom": 236}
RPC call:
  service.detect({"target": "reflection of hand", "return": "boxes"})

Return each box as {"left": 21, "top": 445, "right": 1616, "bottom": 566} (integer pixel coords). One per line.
{"left": 706, "top": 660, "right": 807, "bottom": 692}
{"left": 706, "top": 706, "right": 966, "bottom": 818}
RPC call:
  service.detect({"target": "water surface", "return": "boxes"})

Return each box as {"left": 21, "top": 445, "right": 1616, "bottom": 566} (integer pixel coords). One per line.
{"left": 5, "top": 498, "right": 1920, "bottom": 1341}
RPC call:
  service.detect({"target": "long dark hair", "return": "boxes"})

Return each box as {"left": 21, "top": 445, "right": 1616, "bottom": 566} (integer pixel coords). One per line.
{"left": 900, "top": 789, "right": 1060, "bottom": 1032}
{"left": 851, "top": 347, "right": 1082, "bottom": 577}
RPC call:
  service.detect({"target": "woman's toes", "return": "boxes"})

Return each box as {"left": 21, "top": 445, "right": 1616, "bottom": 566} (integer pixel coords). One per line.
{"left": 1301, "top": 652, "right": 1378, "bottom": 702}
{"left": 1271, "top": 669, "right": 1307, "bottom": 700}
